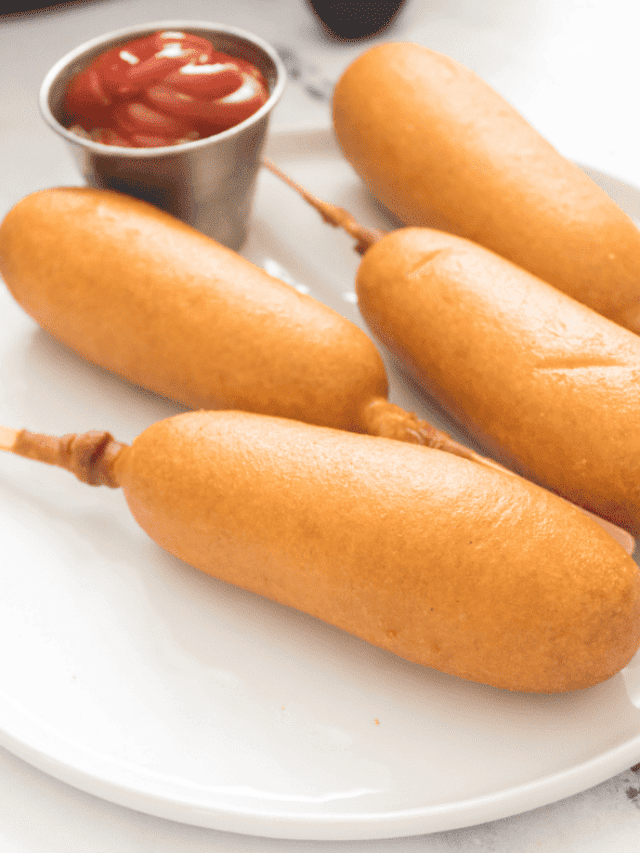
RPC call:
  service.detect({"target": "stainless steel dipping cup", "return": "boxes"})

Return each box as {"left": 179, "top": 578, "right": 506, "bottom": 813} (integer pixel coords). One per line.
{"left": 39, "top": 20, "right": 286, "bottom": 250}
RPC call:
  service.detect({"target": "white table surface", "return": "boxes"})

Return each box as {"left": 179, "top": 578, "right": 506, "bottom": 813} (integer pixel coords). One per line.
{"left": 2, "top": 0, "right": 640, "bottom": 850}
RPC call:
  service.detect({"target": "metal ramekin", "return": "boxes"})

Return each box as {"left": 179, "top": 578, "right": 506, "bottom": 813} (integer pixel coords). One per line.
{"left": 39, "top": 20, "right": 286, "bottom": 249}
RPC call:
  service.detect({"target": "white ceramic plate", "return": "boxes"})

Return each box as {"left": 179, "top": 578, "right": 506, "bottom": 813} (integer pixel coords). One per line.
{"left": 1, "top": 127, "right": 640, "bottom": 842}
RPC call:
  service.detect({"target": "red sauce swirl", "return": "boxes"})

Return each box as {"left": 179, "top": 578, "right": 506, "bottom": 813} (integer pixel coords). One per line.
{"left": 64, "top": 30, "right": 270, "bottom": 147}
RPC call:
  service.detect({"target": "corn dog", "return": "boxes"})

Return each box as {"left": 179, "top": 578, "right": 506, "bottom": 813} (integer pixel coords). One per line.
{"left": 4, "top": 409, "right": 640, "bottom": 693}
{"left": 0, "top": 185, "right": 467, "bottom": 456}
{"left": 332, "top": 42, "right": 640, "bottom": 333}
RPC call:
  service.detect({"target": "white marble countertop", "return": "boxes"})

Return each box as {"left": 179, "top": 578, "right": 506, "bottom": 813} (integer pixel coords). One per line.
{"left": 2, "top": 0, "right": 640, "bottom": 850}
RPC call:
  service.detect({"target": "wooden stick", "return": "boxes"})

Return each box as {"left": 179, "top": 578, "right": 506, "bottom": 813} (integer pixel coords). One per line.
{"left": 0, "top": 426, "right": 19, "bottom": 452}
{"left": 263, "top": 159, "right": 384, "bottom": 255}
{"left": 0, "top": 426, "right": 125, "bottom": 487}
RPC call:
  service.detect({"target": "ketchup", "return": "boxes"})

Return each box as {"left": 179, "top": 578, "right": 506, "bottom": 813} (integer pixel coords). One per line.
{"left": 64, "top": 30, "right": 270, "bottom": 147}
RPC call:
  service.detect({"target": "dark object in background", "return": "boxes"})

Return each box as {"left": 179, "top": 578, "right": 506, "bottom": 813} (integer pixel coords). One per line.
{"left": 307, "top": 0, "right": 406, "bottom": 40}
{"left": 1, "top": 0, "right": 96, "bottom": 16}
{"left": 1, "top": 1, "right": 51, "bottom": 11}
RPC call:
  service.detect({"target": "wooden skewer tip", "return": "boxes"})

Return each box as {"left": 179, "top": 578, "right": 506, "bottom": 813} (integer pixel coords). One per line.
{"left": 0, "top": 426, "right": 19, "bottom": 452}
